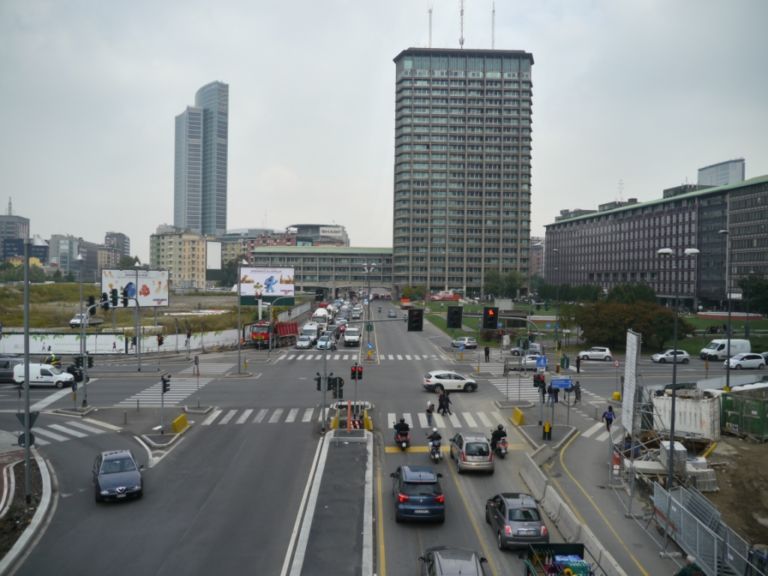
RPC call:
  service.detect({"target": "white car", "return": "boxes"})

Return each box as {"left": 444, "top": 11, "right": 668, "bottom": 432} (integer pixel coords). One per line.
{"left": 451, "top": 337, "right": 478, "bottom": 349}
{"left": 423, "top": 370, "right": 478, "bottom": 393}
{"left": 578, "top": 347, "right": 613, "bottom": 361}
{"left": 316, "top": 335, "right": 337, "bottom": 351}
{"left": 518, "top": 354, "right": 543, "bottom": 371}
{"left": 724, "top": 353, "right": 765, "bottom": 370}
{"left": 69, "top": 313, "right": 89, "bottom": 329}
{"left": 651, "top": 349, "right": 690, "bottom": 364}
{"left": 295, "top": 335, "right": 313, "bottom": 349}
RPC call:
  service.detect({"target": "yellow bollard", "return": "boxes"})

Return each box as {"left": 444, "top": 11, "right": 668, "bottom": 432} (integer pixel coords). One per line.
{"left": 611, "top": 391, "right": 622, "bottom": 401}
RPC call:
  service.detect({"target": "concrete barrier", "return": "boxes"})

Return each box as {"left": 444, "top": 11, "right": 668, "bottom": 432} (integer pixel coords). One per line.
{"left": 520, "top": 453, "right": 549, "bottom": 501}
{"left": 171, "top": 414, "right": 189, "bottom": 433}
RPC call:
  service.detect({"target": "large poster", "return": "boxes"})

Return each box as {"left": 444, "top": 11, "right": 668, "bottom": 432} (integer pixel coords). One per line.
{"left": 239, "top": 267, "right": 295, "bottom": 298}
{"left": 101, "top": 269, "right": 170, "bottom": 307}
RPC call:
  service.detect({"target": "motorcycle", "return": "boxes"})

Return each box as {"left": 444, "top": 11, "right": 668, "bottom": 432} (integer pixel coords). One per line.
{"left": 492, "top": 436, "right": 509, "bottom": 459}
{"left": 394, "top": 430, "right": 411, "bottom": 451}
{"left": 428, "top": 439, "right": 442, "bottom": 462}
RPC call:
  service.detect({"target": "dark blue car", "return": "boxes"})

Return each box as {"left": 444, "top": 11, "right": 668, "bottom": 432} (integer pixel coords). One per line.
{"left": 390, "top": 465, "right": 445, "bottom": 523}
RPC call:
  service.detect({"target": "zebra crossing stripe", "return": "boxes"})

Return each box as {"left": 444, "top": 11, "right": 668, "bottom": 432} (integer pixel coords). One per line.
{"left": 65, "top": 421, "right": 106, "bottom": 434}
{"left": 418, "top": 413, "right": 429, "bottom": 428}
{"left": 433, "top": 413, "right": 446, "bottom": 428}
{"left": 285, "top": 408, "right": 299, "bottom": 423}
{"left": 582, "top": 422, "right": 603, "bottom": 438}
{"left": 463, "top": 413, "right": 478, "bottom": 428}
{"left": 219, "top": 410, "right": 237, "bottom": 425}
{"left": 49, "top": 423, "right": 87, "bottom": 438}
{"left": 405, "top": 354, "right": 412, "bottom": 360}
{"left": 268, "top": 409, "right": 283, "bottom": 423}
{"left": 254, "top": 408, "right": 269, "bottom": 423}
{"left": 447, "top": 413, "right": 461, "bottom": 427}
{"left": 595, "top": 430, "right": 610, "bottom": 443}
{"left": 33, "top": 428, "right": 69, "bottom": 442}
{"left": 202, "top": 409, "right": 222, "bottom": 426}
{"left": 476, "top": 412, "right": 492, "bottom": 428}
{"left": 302, "top": 408, "right": 314, "bottom": 423}
{"left": 236, "top": 409, "right": 253, "bottom": 424}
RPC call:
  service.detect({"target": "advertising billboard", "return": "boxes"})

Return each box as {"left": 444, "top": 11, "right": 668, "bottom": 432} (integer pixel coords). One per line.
{"left": 101, "top": 269, "right": 170, "bottom": 307}
{"left": 239, "top": 267, "right": 294, "bottom": 304}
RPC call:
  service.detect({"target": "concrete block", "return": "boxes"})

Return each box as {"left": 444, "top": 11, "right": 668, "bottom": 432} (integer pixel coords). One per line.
{"left": 519, "top": 454, "right": 549, "bottom": 501}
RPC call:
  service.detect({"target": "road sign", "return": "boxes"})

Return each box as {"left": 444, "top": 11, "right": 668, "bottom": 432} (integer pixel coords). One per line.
{"left": 551, "top": 377, "right": 572, "bottom": 390}
{"left": 18, "top": 431, "right": 35, "bottom": 447}
{"left": 15, "top": 411, "right": 39, "bottom": 429}
{"left": 536, "top": 356, "right": 547, "bottom": 369}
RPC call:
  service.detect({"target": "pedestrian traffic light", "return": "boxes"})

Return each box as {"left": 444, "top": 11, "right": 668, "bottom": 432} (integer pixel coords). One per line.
{"left": 337, "top": 377, "right": 344, "bottom": 399}
{"left": 87, "top": 295, "right": 96, "bottom": 315}
{"left": 75, "top": 355, "right": 83, "bottom": 367}
{"left": 101, "top": 292, "right": 110, "bottom": 311}
{"left": 407, "top": 308, "right": 424, "bottom": 332}
{"left": 482, "top": 307, "right": 499, "bottom": 330}
{"left": 87, "top": 355, "right": 94, "bottom": 368}
{"left": 161, "top": 374, "right": 171, "bottom": 394}
{"left": 315, "top": 372, "right": 322, "bottom": 391}
{"left": 446, "top": 306, "right": 463, "bottom": 329}
{"left": 122, "top": 288, "right": 129, "bottom": 307}
{"left": 110, "top": 288, "right": 118, "bottom": 307}
{"left": 351, "top": 364, "right": 363, "bottom": 380}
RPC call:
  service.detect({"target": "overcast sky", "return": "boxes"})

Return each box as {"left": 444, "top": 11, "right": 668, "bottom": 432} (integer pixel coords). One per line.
{"left": 2, "top": 0, "right": 766, "bottom": 262}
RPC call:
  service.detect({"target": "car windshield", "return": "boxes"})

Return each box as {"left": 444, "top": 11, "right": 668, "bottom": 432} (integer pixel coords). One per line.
{"left": 464, "top": 442, "right": 489, "bottom": 457}
{"left": 508, "top": 507, "right": 541, "bottom": 521}
{"left": 101, "top": 457, "right": 137, "bottom": 474}
{"left": 402, "top": 481, "right": 441, "bottom": 496}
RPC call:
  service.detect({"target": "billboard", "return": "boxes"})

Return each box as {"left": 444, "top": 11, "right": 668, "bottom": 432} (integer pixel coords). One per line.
{"left": 101, "top": 269, "right": 170, "bottom": 307}
{"left": 239, "top": 267, "right": 295, "bottom": 302}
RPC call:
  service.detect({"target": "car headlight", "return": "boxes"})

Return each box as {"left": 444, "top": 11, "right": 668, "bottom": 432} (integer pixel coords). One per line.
{"left": 100, "top": 489, "right": 110, "bottom": 495}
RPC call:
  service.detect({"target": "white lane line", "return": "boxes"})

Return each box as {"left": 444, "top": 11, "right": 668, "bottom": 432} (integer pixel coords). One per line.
{"left": 405, "top": 354, "right": 412, "bottom": 360}
{"left": 417, "top": 413, "right": 428, "bottom": 428}
{"left": 269, "top": 408, "right": 284, "bottom": 423}
{"left": 285, "top": 408, "right": 299, "bottom": 423}
{"left": 236, "top": 409, "right": 253, "bottom": 424}
{"left": 388, "top": 354, "right": 394, "bottom": 360}
{"left": 33, "top": 428, "right": 69, "bottom": 442}
{"left": 447, "top": 413, "right": 461, "bottom": 427}
{"left": 302, "top": 408, "right": 314, "bottom": 423}
{"left": 595, "top": 430, "right": 610, "bottom": 443}
{"left": 490, "top": 411, "right": 505, "bottom": 424}
{"left": 219, "top": 409, "right": 237, "bottom": 425}
{"left": 403, "top": 413, "right": 413, "bottom": 427}
{"left": 476, "top": 412, "right": 493, "bottom": 428}
{"left": 582, "top": 422, "right": 604, "bottom": 438}
{"left": 434, "top": 414, "right": 446, "bottom": 428}
{"left": 462, "top": 413, "right": 478, "bottom": 429}
{"left": 202, "top": 409, "right": 222, "bottom": 426}
{"left": 31, "top": 388, "right": 72, "bottom": 412}
{"left": 387, "top": 412, "right": 396, "bottom": 429}
{"left": 64, "top": 421, "right": 106, "bottom": 434}
{"left": 254, "top": 408, "right": 269, "bottom": 423}
{"left": 397, "top": 355, "right": 403, "bottom": 360}
{"left": 48, "top": 424, "right": 87, "bottom": 438}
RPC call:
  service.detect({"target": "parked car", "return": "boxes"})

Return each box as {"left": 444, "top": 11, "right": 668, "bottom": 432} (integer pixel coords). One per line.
{"left": 69, "top": 313, "right": 89, "bottom": 329}
{"left": 451, "top": 336, "right": 478, "bottom": 349}
{"left": 449, "top": 432, "right": 494, "bottom": 474}
{"left": 390, "top": 465, "right": 445, "bottom": 523}
{"left": 295, "top": 335, "right": 313, "bottom": 350}
{"left": 485, "top": 492, "right": 549, "bottom": 550}
{"left": 578, "top": 346, "right": 613, "bottom": 361}
{"left": 651, "top": 349, "right": 690, "bottom": 364}
{"left": 423, "top": 370, "right": 478, "bottom": 393}
{"left": 92, "top": 450, "right": 144, "bottom": 502}
{"left": 724, "top": 353, "right": 766, "bottom": 370}
{"left": 418, "top": 546, "right": 488, "bottom": 576}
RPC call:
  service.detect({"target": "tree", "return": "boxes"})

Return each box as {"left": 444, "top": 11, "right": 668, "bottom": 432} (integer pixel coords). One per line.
{"left": 739, "top": 275, "right": 768, "bottom": 316}
{"left": 402, "top": 286, "right": 426, "bottom": 300}
{"left": 606, "top": 283, "right": 657, "bottom": 305}
{"left": 219, "top": 256, "right": 249, "bottom": 288}
{"left": 118, "top": 255, "right": 139, "bottom": 269}
{"left": 485, "top": 270, "right": 524, "bottom": 298}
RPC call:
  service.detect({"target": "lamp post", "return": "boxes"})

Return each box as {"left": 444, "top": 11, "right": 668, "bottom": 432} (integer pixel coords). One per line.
{"left": 552, "top": 248, "right": 560, "bottom": 363}
{"left": 76, "top": 253, "right": 88, "bottom": 406}
{"left": 657, "top": 247, "right": 699, "bottom": 490}
{"left": 362, "top": 262, "right": 376, "bottom": 348}
{"left": 237, "top": 259, "right": 247, "bottom": 374}
{"left": 135, "top": 261, "right": 142, "bottom": 372}
{"left": 718, "top": 229, "right": 732, "bottom": 391}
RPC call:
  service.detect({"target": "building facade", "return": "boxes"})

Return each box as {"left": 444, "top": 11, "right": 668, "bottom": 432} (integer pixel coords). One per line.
{"left": 149, "top": 225, "right": 207, "bottom": 290}
{"left": 174, "top": 81, "right": 229, "bottom": 236}
{"left": 544, "top": 175, "right": 768, "bottom": 309}
{"left": 698, "top": 159, "right": 745, "bottom": 187}
{"left": 105, "top": 232, "right": 131, "bottom": 258}
{"left": 288, "top": 224, "right": 350, "bottom": 247}
{"left": 391, "top": 48, "right": 534, "bottom": 297}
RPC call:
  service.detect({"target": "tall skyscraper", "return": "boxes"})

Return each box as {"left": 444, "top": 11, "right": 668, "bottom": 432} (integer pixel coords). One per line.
{"left": 392, "top": 48, "right": 534, "bottom": 297}
{"left": 174, "top": 81, "right": 229, "bottom": 236}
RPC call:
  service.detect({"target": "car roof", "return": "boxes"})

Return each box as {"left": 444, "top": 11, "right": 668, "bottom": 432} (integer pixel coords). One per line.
{"left": 101, "top": 449, "right": 133, "bottom": 460}
{"left": 498, "top": 492, "right": 537, "bottom": 507}
{"left": 400, "top": 465, "right": 439, "bottom": 483}
{"left": 426, "top": 546, "right": 482, "bottom": 570}
{"left": 458, "top": 433, "right": 488, "bottom": 442}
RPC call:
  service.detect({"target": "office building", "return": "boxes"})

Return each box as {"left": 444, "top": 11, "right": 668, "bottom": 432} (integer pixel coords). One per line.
{"left": 105, "top": 232, "right": 131, "bottom": 258}
{"left": 698, "top": 159, "right": 745, "bottom": 187}
{"left": 288, "top": 224, "right": 350, "bottom": 247}
{"left": 174, "top": 81, "right": 229, "bottom": 236}
{"left": 149, "top": 225, "right": 208, "bottom": 290}
{"left": 392, "top": 48, "right": 534, "bottom": 297}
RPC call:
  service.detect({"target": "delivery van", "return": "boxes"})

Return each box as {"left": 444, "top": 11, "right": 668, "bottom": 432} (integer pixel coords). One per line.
{"left": 13, "top": 363, "right": 75, "bottom": 388}
{"left": 699, "top": 339, "right": 751, "bottom": 361}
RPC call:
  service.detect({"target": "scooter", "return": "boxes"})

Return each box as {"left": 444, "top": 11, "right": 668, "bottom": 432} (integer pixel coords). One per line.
{"left": 394, "top": 430, "right": 411, "bottom": 451}
{"left": 493, "top": 436, "right": 509, "bottom": 459}
{"left": 428, "top": 439, "right": 442, "bottom": 462}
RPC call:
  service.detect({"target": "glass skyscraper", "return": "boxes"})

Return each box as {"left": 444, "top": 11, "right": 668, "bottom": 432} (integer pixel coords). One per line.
{"left": 392, "top": 48, "right": 533, "bottom": 297}
{"left": 174, "top": 81, "right": 229, "bottom": 236}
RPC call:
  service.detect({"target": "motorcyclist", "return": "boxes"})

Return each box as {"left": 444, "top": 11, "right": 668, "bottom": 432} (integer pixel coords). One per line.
{"left": 491, "top": 424, "right": 507, "bottom": 452}
{"left": 427, "top": 427, "right": 442, "bottom": 444}
{"left": 393, "top": 417, "right": 410, "bottom": 437}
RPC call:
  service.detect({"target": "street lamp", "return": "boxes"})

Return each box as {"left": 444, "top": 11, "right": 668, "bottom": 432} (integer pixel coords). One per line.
{"left": 552, "top": 248, "right": 561, "bottom": 365}
{"left": 657, "top": 247, "right": 699, "bottom": 490}
{"left": 362, "top": 262, "right": 376, "bottom": 348}
{"left": 718, "top": 229, "right": 732, "bottom": 392}
{"left": 237, "top": 259, "right": 248, "bottom": 374}
{"left": 135, "top": 260, "right": 142, "bottom": 372}
{"left": 76, "top": 253, "right": 89, "bottom": 407}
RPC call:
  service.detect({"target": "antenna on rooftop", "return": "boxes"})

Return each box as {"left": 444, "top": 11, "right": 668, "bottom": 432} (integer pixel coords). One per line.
{"left": 459, "top": 0, "right": 465, "bottom": 48}
{"left": 428, "top": 4, "right": 433, "bottom": 48}
{"left": 7, "top": 198, "right": 12, "bottom": 216}
{"left": 492, "top": 1, "right": 496, "bottom": 49}
{"left": 617, "top": 179, "right": 625, "bottom": 203}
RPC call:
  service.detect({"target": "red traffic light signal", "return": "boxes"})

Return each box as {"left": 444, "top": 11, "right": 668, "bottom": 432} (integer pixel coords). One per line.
{"left": 482, "top": 307, "right": 499, "bottom": 330}
{"left": 351, "top": 365, "right": 363, "bottom": 380}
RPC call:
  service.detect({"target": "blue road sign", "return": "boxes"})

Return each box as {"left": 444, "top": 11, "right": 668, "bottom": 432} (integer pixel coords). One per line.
{"left": 551, "top": 377, "right": 572, "bottom": 390}
{"left": 459, "top": 344, "right": 465, "bottom": 352}
{"left": 545, "top": 323, "right": 551, "bottom": 329}
{"left": 536, "top": 356, "right": 547, "bottom": 369}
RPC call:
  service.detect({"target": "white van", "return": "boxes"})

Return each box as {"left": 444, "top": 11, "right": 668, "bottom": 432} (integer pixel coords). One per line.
{"left": 301, "top": 322, "right": 321, "bottom": 344}
{"left": 13, "top": 363, "right": 75, "bottom": 388}
{"left": 699, "top": 339, "right": 751, "bottom": 361}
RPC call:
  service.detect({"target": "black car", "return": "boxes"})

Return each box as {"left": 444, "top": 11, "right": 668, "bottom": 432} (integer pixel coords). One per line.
{"left": 93, "top": 450, "right": 144, "bottom": 502}
{"left": 390, "top": 465, "right": 445, "bottom": 523}
{"left": 418, "top": 546, "right": 488, "bottom": 575}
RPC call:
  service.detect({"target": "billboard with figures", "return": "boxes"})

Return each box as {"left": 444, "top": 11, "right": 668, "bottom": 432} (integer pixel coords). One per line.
{"left": 238, "top": 267, "right": 295, "bottom": 305}
{"left": 101, "top": 269, "right": 170, "bottom": 307}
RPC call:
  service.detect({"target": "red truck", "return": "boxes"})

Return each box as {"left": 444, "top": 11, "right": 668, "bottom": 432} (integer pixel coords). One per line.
{"left": 243, "top": 320, "right": 298, "bottom": 349}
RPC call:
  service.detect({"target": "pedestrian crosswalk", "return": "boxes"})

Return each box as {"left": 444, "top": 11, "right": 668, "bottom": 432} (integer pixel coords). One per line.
{"left": 580, "top": 420, "right": 624, "bottom": 444}
{"left": 275, "top": 353, "right": 444, "bottom": 362}
{"left": 386, "top": 410, "right": 507, "bottom": 431}
{"left": 486, "top": 377, "right": 539, "bottom": 401}
{"left": 11, "top": 419, "right": 118, "bottom": 447}
{"left": 117, "top": 376, "right": 214, "bottom": 408}
{"left": 200, "top": 407, "right": 321, "bottom": 426}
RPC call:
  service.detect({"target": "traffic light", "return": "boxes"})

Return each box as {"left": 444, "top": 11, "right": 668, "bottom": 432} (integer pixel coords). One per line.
{"left": 87, "top": 295, "right": 96, "bottom": 315}
{"left": 482, "top": 307, "right": 499, "bottom": 330}
{"left": 121, "top": 288, "right": 129, "bottom": 307}
{"left": 337, "top": 377, "right": 344, "bottom": 399}
{"left": 101, "top": 292, "right": 110, "bottom": 311}
{"left": 407, "top": 308, "right": 424, "bottom": 332}
{"left": 157, "top": 334, "right": 164, "bottom": 346}
{"left": 161, "top": 374, "right": 171, "bottom": 394}
{"left": 446, "top": 306, "right": 463, "bottom": 329}
{"left": 186, "top": 329, "right": 192, "bottom": 340}
{"left": 327, "top": 372, "right": 335, "bottom": 391}
{"left": 315, "top": 372, "right": 322, "bottom": 391}
{"left": 533, "top": 373, "right": 546, "bottom": 389}
{"left": 87, "top": 355, "right": 94, "bottom": 368}
{"left": 110, "top": 288, "right": 118, "bottom": 307}
{"left": 331, "top": 377, "right": 338, "bottom": 399}
{"left": 351, "top": 364, "right": 363, "bottom": 380}
{"left": 75, "top": 355, "right": 83, "bottom": 367}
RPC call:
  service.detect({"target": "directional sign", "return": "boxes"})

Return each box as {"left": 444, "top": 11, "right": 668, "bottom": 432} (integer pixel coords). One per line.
{"left": 551, "top": 377, "right": 572, "bottom": 390}
{"left": 16, "top": 411, "right": 39, "bottom": 429}
{"left": 536, "top": 356, "right": 547, "bottom": 369}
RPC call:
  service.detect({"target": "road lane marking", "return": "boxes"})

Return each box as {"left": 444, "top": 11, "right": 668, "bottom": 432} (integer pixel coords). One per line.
{"left": 285, "top": 408, "right": 299, "bottom": 423}
{"left": 302, "top": 408, "right": 314, "bottom": 422}
{"left": 376, "top": 459, "right": 387, "bottom": 576}
{"left": 434, "top": 413, "right": 446, "bottom": 428}
{"left": 236, "top": 409, "right": 253, "bottom": 424}
{"left": 49, "top": 423, "right": 87, "bottom": 438}
{"left": 201, "top": 409, "right": 222, "bottom": 426}
{"left": 64, "top": 421, "right": 106, "bottom": 434}
{"left": 253, "top": 408, "right": 268, "bottom": 423}
{"left": 447, "top": 413, "right": 461, "bottom": 427}
{"left": 219, "top": 409, "right": 237, "bottom": 425}
{"left": 268, "top": 408, "right": 284, "bottom": 423}
{"left": 31, "top": 388, "right": 72, "bottom": 412}
{"left": 476, "top": 411, "right": 492, "bottom": 427}
{"left": 33, "top": 428, "right": 69, "bottom": 442}
{"left": 462, "top": 412, "right": 478, "bottom": 428}
{"left": 418, "top": 413, "right": 428, "bottom": 428}
{"left": 595, "top": 430, "right": 610, "bottom": 442}
{"left": 582, "top": 422, "right": 604, "bottom": 438}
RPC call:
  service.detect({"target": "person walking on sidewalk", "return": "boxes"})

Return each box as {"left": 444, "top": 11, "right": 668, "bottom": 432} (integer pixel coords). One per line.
{"left": 602, "top": 405, "right": 615, "bottom": 432}
{"left": 575, "top": 355, "right": 581, "bottom": 374}
{"left": 484, "top": 346, "right": 490, "bottom": 362}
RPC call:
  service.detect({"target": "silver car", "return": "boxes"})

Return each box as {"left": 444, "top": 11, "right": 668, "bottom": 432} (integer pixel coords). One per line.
{"left": 651, "top": 349, "right": 690, "bottom": 364}
{"left": 295, "top": 335, "right": 313, "bottom": 349}
{"left": 578, "top": 346, "right": 612, "bottom": 361}
{"left": 423, "top": 370, "right": 478, "bottom": 393}
{"left": 724, "top": 353, "right": 765, "bottom": 370}
{"left": 485, "top": 492, "right": 549, "bottom": 550}
{"left": 449, "top": 432, "right": 494, "bottom": 474}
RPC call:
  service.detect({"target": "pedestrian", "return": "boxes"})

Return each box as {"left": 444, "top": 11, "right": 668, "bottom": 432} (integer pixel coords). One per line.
{"left": 602, "top": 405, "right": 615, "bottom": 432}
{"left": 443, "top": 391, "right": 453, "bottom": 415}
{"left": 574, "top": 381, "right": 582, "bottom": 404}
{"left": 484, "top": 346, "right": 490, "bottom": 362}
{"left": 426, "top": 401, "right": 435, "bottom": 427}
{"left": 547, "top": 383, "right": 554, "bottom": 405}
{"left": 112, "top": 341, "right": 117, "bottom": 352}
{"left": 553, "top": 386, "right": 559, "bottom": 404}
{"left": 575, "top": 355, "right": 581, "bottom": 374}
{"left": 437, "top": 391, "right": 447, "bottom": 416}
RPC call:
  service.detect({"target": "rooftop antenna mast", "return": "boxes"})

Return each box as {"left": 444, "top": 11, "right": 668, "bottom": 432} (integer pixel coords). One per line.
{"left": 492, "top": 1, "right": 496, "bottom": 49}
{"left": 429, "top": 4, "right": 433, "bottom": 48}
{"left": 617, "top": 179, "right": 625, "bottom": 202}
{"left": 459, "top": 0, "right": 465, "bottom": 48}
